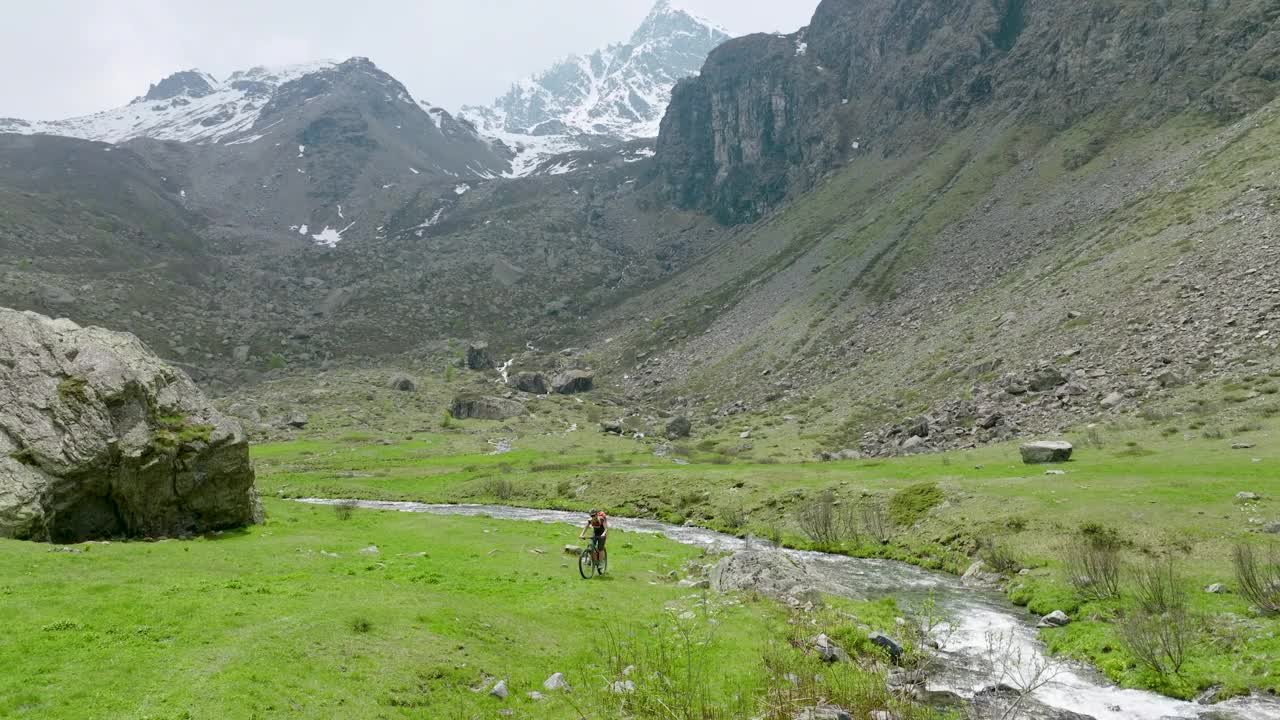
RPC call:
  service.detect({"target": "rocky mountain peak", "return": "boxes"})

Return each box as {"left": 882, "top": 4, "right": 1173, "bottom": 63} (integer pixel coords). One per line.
{"left": 462, "top": 0, "right": 731, "bottom": 175}
{"left": 136, "top": 70, "right": 220, "bottom": 103}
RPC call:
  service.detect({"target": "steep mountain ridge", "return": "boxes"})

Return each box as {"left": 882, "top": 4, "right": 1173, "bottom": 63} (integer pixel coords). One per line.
{"left": 596, "top": 0, "right": 1280, "bottom": 454}
{"left": 658, "top": 0, "right": 1280, "bottom": 224}
{"left": 463, "top": 0, "right": 730, "bottom": 175}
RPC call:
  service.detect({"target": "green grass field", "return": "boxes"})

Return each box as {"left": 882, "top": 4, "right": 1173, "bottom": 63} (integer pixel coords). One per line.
{"left": 0, "top": 499, "right": 929, "bottom": 720}
{"left": 250, "top": 411, "right": 1280, "bottom": 700}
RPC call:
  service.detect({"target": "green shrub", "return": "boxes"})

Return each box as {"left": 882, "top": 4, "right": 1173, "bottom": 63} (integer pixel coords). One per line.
{"left": 57, "top": 376, "right": 90, "bottom": 404}
{"left": 888, "top": 483, "right": 944, "bottom": 527}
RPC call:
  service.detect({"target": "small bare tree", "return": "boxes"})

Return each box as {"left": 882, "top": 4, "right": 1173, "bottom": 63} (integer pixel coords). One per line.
{"left": 1065, "top": 527, "right": 1123, "bottom": 600}
{"left": 861, "top": 503, "right": 892, "bottom": 544}
{"left": 976, "top": 630, "right": 1064, "bottom": 720}
{"left": 1132, "top": 557, "right": 1186, "bottom": 615}
{"left": 1233, "top": 543, "right": 1280, "bottom": 615}
{"left": 1119, "top": 608, "right": 1192, "bottom": 677}
{"left": 794, "top": 490, "right": 858, "bottom": 547}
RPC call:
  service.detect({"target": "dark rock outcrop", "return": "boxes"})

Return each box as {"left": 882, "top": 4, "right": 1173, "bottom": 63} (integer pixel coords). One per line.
{"left": 657, "top": 0, "right": 1280, "bottom": 224}
{"left": 552, "top": 370, "right": 594, "bottom": 395}
{"left": 512, "top": 372, "right": 549, "bottom": 395}
{"left": 467, "top": 342, "right": 496, "bottom": 371}
{"left": 449, "top": 394, "right": 525, "bottom": 421}
{"left": 0, "top": 308, "right": 258, "bottom": 542}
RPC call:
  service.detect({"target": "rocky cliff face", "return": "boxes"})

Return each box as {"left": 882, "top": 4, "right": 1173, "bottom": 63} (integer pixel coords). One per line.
{"left": 0, "top": 307, "right": 258, "bottom": 542}
{"left": 658, "top": 0, "right": 1280, "bottom": 224}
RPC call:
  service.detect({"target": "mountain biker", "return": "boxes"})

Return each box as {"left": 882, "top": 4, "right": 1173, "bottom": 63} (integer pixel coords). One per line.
{"left": 579, "top": 509, "right": 608, "bottom": 568}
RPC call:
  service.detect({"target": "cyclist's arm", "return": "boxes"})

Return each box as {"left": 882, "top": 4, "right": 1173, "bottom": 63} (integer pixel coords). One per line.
{"left": 578, "top": 521, "right": 589, "bottom": 539}
{"left": 601, "top": 519, "right": 608, "bottom": 538}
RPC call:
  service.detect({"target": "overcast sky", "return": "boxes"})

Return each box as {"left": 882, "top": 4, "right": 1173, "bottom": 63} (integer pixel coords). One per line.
{"left": 0, "top": 0, "right": 818, "bottom": 121}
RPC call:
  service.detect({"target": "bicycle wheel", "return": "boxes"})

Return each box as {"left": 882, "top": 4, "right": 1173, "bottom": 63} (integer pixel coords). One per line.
{"left": 579, "top": 549, "right": 596, "bottom": 579}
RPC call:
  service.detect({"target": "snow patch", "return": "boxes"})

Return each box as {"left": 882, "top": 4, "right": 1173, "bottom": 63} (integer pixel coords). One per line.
{"left": 409, "top": 167, "right": 420, "bottom": 175}
{"left": 454, "top": 183, "right": 470, "bottom": 195}
{"left": 311, "top": 221, "right": 356, "bottom": 248}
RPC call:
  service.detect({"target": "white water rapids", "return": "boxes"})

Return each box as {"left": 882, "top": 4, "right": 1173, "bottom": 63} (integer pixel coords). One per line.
{"left": 296, "top": 499, "right": 1278, "bottom": 720}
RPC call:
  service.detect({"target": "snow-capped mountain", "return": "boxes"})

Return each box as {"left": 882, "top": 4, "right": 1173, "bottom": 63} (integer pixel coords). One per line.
{"left": 0, "top": 61, "right": 346, "bottom": 144}
{"left": 462, "top": 0, "right": 731, "bottom": 175}
{"left": 0, "top": 59, "right": 499, "bottom": 165}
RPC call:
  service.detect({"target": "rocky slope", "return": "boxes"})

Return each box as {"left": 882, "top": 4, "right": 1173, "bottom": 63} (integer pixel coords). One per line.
{"left": 0, "top": 307, "right": 258, "bottom": 542}
{"left": 657, "top": 0, "right": 1280, "bottom": 224}
{"left": 587, "top": 0, "right": 1280, "bottom": 454}
{"left": 463, "top": 0, "right": 730, "bottom": 175}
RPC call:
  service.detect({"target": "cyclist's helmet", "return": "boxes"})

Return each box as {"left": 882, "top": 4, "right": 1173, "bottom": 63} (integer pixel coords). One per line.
{"left": 590, "top": 509, "right": 600, "bottom": 516}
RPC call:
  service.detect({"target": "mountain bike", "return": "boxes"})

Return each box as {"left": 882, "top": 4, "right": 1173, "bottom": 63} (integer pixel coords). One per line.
{"left": 579, "top": 537, "right": 608, "bottom": 579}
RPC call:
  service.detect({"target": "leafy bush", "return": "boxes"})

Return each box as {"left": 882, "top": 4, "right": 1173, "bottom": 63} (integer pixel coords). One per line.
{"left": 334, "top": 500, "right": 358, "bottom": 522}
{"left": 350, "top": 617, "right": 373, "bottom": 633}
{"left": 980, "top": 539, "right": 1023, "bottom": 575}
{"left": 484, "top": 477, "right": 514, "bottom": 500}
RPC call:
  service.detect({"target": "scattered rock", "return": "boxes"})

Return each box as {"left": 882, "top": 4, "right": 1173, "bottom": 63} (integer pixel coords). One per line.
{"left": 961, "top": 560, "right": 1003, "bottom": 587}
{"left": 1232, "top": 443, "right": 1256, "bottom": 450}
{"left": 543, "top": 672, "right": 569, "bottom": 691}
{"left": 563, "top": 545, "right": 581, "bottom": 556}
{"left": 868, "top": 632, "right": 903, "bottom": 659}
{"left": 1263, "top": 522, "right": 1280, "bottom": 534}
{"left": 389, "top": 374, "right": 416, "bottom": 392}
{"left": 1236, "top": 492, "right": 1261, "bottom": 502}
{"left": 488, "top": 679, "right": 508, "bottom": 699}
{"left": 527, "top": 691, "right": 545, "bottom": 701}
{"left": 1028, "top": 368, "right": 1067, "bottom": 392}
{"left": 812, "top": 634, "right": 851, "bottom": 663}
{"left": 358, "top": 545, "right": 379, "bottom": 555}
{"left": 1020, "top": 441, "right": 1073, "bottom": 464}
{"left": 794, "top": 706, "right": 853, "bottom": 720}
{"left": 609, "top": 679, "right": 635, "bottom": 694}
{"left": 286, "top": 412, "right": 310, "bottom": 429}
{"left": 1205, "top": 583, "right": 1226, "bottom": 594}
{"left": 1039, "top": 610, "right": 1071, "bottom": 628}
{"left": 601, "top": 420, "right": 624, "bottom": 435}
{"left": 1100, "top": 391, "right": 1125, "bottom": 409}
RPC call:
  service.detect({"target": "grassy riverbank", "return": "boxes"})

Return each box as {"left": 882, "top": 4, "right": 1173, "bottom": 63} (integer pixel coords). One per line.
{"left": 253, "top": 414, "right": 1280, "bottom": 700}
{"left": 0, "top": 499, "right": 931, "bottom": 720}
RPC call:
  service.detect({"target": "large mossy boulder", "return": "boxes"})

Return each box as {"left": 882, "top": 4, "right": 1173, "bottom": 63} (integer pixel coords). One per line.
{"left": 449, "top": 394, "right": 525, "bottom": 421}
{"left": 0, "top": 307, "right": 259, "bottom": 542}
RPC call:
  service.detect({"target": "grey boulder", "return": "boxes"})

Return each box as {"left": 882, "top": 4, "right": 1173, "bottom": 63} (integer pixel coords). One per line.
{"left": 552, "top": 370, "right": 594, "bottom": 395}
{"left": 0, "top": 307, "right": 259, "bottom": 542}
{"left": 1020, "top": 441, "right": 1073, "bottom": 464}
